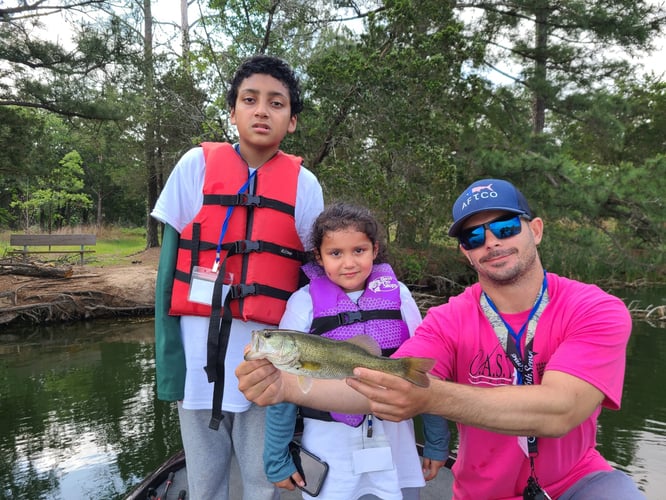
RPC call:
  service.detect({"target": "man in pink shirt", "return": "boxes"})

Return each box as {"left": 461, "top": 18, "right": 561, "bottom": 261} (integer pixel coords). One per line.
{"left": 237, "top": 179, "right": 645, "bottom": 499}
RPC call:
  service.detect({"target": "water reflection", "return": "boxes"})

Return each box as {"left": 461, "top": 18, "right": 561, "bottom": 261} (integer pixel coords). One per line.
{"left": 0, "top": 319, "right": 181, "bottom": 499}
{"left": 596, "top": 303, "right": 666, "bottom": 499}
{"left": 1, "top": 294, "right": 665, "bottom": 499}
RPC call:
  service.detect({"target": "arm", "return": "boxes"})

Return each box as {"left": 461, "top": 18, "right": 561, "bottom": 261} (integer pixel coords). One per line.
{"left": 347, "top": 368, "right": 604, "bottom": 438}
{"left": 237, "top": 358, "right": 601, "bottom": 437}
{"left": 236, "top": 357, "right": 372, "bottom": 413}
{"left": 399, "top": 283, "right": 448, "bottom": 479}
{"left": 420, "top": 413, "right": 450, "bottom": 480}
{"left": 264, "top": 403, "right": 303, "bottom": 489}
{"left": 154, "top": 224, "right": 185, "bottom": 401}
{"left": 398, "top": 282, "right": 422, "bottom": 334}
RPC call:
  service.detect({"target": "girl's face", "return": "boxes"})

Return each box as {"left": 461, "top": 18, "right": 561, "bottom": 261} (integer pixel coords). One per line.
{"left": 316, "top": 228, "right": 378, "bottom": 293}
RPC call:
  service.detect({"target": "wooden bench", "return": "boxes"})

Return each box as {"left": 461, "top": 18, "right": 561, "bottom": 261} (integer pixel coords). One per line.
{"left": 9, "top": 234, "right": 96, "bottom": 265}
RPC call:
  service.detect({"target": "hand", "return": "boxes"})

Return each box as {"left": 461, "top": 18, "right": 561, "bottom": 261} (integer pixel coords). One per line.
{"left": 273, "top": 471, "right": 305, "bottom": 491}
{"left": 235, "top": 355, "right": 285, "bottom": 406}
{"left": 346, "top": 367, "right": 432, "bottom": 421}
{"left": 421, "top": 457, "right": 447, "bottom": 481}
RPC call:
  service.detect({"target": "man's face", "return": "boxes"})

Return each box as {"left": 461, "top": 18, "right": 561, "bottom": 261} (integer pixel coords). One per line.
{"left": 460, "top": 210, "right": 542, "bottom": 285}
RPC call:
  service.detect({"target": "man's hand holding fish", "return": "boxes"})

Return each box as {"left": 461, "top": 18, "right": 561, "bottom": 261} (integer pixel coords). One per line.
{"left": 346, "top": 366, "right": 435, "bottom": 422}
{"left": 235, "top": 356, "right": 287, "bottom": 407}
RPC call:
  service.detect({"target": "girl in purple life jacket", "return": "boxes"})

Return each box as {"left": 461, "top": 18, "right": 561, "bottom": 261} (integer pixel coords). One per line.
{"left": 263, "top": 202, "right": 450, "bottom": 500}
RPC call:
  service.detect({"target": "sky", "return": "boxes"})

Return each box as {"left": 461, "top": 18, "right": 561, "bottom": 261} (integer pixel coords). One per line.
{"left": 35, "top": 1, "right": 666, "bottom": 82}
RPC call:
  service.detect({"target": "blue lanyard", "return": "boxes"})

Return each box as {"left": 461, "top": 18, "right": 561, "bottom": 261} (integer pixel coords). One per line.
{"left": 212, "top": 169, "right": 257, "bottom": 272}
{"left": 481, "top": 271, "right": 548, "bottom": 385}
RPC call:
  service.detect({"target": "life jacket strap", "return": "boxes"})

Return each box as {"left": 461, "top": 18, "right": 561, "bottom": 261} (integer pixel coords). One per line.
{"left": 173, "top": 240, "right": 306, "bottom": 285}
{"left": 309, "top": 309, "right": 403, "bottom": 336}
{"left": 297, "top": 406, "right": 365, "bottom": 427}
{"left": 205, "top": 263, "right": 234, "bottom": 430}
{"left": 203, "top": 193, "right": 295, "bottom": 217}
{"left": 223, "top": 239, "right": 306, "bottom": 262}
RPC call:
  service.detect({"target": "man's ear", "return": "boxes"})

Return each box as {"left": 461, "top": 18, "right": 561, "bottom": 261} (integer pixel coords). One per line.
{"left": 528, "top": 217, "right": 544, "bottom": 245}
{"left": 460, "top": 246, "right": 475, "bottom": 268}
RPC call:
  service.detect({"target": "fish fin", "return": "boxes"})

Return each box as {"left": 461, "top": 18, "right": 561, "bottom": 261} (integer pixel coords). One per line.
{"left": 297, "top": 376, "right": 313, "bottom": 394}
{"left": 402, "top": 357, "right": 436, "bottom": 388}
{"left": 345, "top": 335, "right": 382, "bottom": 356}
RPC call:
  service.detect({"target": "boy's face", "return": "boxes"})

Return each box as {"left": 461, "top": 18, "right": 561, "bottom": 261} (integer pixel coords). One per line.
{"left": 230, "top": 73, "right": 297, "bottom": 155}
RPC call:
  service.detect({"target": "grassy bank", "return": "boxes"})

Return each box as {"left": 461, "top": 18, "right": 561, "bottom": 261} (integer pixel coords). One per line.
{"left": 0, "top": 226, "right": 148, "bottom": 266}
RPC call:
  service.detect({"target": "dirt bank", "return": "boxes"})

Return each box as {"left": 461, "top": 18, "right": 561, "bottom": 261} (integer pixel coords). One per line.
{"left": 0, "top": 248, "right": 161, "bottom": 325}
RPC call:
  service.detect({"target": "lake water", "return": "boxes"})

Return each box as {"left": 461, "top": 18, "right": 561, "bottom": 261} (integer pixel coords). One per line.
{"left": 0, "top": 288, "right": 665, "bottom": 499}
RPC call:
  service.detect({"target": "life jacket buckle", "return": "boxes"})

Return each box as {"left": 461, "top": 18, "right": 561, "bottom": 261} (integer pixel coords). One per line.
{"left": 338, "top": 310, "right": 363, "bottom": 325}
{"left": 230, "top": 283, "right": 257, "bottom": 299}
{"left": 237, "top": 193, "right": 262, "bottom": 206}
{"left": 234, "top": 240, "right": 261, "bottom": 253}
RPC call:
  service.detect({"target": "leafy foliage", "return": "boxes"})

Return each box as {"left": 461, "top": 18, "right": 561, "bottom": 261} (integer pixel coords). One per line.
{"left": 11, "top": 150, "right": 93, "bottom": 232}
{"left": 0, "top": 0, "right": 665, "bottom": 283}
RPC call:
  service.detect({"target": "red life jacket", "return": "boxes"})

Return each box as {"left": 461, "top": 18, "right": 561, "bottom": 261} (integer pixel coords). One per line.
{"left": 169, "top": 142, "right": 306, "bottom": 326}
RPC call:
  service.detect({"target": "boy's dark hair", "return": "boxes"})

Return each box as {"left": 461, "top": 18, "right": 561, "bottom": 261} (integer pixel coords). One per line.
{"left": 310, "top": 202, "right": 387, "bottom": 264}
{"left": 226, "top": 54, "right": 304, "bottom": 116}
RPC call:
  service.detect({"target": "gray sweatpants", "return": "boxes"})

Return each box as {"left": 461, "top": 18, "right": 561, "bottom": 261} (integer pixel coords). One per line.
{"left": 178, "top": 402, "right": 280, "bottom": 500}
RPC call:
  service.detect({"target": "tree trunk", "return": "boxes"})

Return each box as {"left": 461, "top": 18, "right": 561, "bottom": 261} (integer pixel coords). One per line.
{"left": 181, "top": 0, "right": 190, "bottom": 63}
{"left": 96, "top": 189, "right": 103, "bottom": 228}
{"left": 532, "top": 3, "right": 548, "bottom": 134}
{"left": 144, "top": 0, "right": 159, "bottom": 249}
{"left": 0, "top": 261, "right": 73, "bottom": 279}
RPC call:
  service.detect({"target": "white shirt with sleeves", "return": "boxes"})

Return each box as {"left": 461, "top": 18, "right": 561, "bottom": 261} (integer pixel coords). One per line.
{"left": 151, "top": 146, "right": 324, "bottom": 411}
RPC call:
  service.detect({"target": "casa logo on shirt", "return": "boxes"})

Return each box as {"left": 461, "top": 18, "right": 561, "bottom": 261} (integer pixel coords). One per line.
{"left": 469, "top": 344, "right": 513, "bottom": 387}
{"left": 469, "top": 344, "right": 545, "bottom": 386}
{"left": 368, "top": 276, "right": 398, "bottom": 293}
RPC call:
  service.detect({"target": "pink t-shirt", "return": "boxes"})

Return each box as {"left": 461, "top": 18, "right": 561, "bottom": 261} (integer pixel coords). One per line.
{"left": 395, "top": 273, "right": 632, "bottom": 499}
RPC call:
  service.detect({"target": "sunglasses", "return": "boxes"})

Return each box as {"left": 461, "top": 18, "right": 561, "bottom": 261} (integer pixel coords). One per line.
{"left": 458, "top": 214, "right": 528, "bottom": 250}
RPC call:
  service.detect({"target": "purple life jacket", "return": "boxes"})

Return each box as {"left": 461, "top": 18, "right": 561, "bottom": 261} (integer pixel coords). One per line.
{"left": 301, "top": 262, "right": 410, "bottom": 426}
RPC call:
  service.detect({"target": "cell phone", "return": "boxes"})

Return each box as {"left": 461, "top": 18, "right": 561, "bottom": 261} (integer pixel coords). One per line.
{"left": 289, "top": 440, "right": 329, "bottom": 497}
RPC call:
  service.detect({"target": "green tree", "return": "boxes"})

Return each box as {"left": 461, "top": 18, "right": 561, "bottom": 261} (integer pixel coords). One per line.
{"left": 11, "top": 150, "right": 93, "bottom": 232}
{"left": 554, "top": 75, "right": 666, "bottom": 166}
{"left": 0, "top": 0, "right": 132, "bottom": 120}
{"left": 466, "top": 0, "right": 665, "bottom": 133}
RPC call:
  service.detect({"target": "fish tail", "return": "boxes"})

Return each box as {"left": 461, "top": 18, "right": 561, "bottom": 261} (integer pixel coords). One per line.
{"left": 403, "top": 357, "right": 436, "bottom": 388}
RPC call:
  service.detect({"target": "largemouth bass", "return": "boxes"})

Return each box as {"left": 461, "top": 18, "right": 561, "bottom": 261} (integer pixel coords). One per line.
{"left": 245, "top": 328, "right": 435, "bottom": 388}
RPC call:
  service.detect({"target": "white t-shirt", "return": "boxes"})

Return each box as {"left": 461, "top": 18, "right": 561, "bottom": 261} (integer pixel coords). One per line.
{"left": 151, "top": 146, "right": 324, "bottom": 411}
{"left": 280, "top": 285, "right": 426, "bottom": 499}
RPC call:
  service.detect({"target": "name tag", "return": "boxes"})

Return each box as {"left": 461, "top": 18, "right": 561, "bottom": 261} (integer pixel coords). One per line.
{"left": 518, "top": 436, "right": 529, "bottom": 457}
{"left": 352, "top": 446, "right": 394, "bottom": 474}
{"left": 188, "top": 266, "right": 232, "bottom": 305}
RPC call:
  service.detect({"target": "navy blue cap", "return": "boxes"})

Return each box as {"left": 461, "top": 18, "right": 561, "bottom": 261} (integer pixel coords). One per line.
{"left": 448, "top": 179, "right": 532, "bottom": 237}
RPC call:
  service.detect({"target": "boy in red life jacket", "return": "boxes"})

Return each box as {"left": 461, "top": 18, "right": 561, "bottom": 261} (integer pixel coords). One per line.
{"left": 151, "top": 54, "right": 324, "bottom": 500}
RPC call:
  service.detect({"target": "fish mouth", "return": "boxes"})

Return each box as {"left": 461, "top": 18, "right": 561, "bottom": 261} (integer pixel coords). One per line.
{"left": 244, "top": 330, "right": 265, "bottom": 361}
